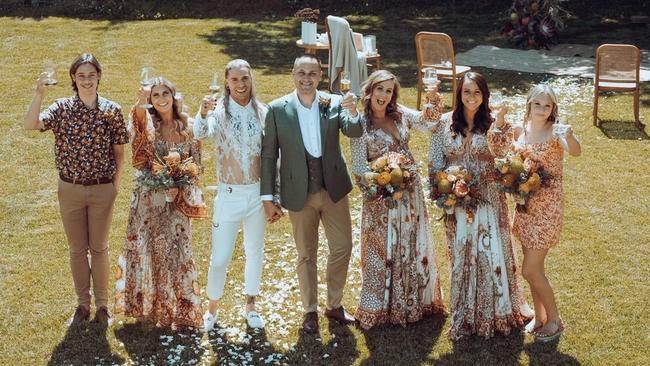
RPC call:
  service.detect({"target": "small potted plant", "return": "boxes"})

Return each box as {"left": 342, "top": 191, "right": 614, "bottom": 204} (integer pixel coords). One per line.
{"left": 296, "top": 8, "right": 320, "bottom": 45}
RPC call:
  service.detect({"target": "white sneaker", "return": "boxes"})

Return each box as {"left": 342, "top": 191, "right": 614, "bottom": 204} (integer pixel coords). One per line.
{"left": 245, "top": 311, "right": 265, "bottom": 329}
{"left": 203, "top": 311, "right": 218, "bottom": 333}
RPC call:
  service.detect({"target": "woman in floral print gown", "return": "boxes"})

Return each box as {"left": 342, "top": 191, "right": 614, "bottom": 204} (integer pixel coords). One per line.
{"left": 115, "top": 77, "right": 206, "bottom": 328}
{"left": 428, "top": 72, "right": 529, "bottom": 340}
{"left": 350, "top": 70, "right": 446, "bottom": 329}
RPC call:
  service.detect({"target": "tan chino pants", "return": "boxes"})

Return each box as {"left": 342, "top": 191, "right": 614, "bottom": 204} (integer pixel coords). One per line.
{"left": 57, "top": 179, "right": 117, "bottom": 308}
{"left": 288, "top": 190, "right": 353, "bottom": 313}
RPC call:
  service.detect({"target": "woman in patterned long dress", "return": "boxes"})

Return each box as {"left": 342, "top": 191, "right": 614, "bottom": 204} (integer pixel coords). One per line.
{"left": 491, "top": 84, "right": 581, "bottom": 342}
{"left": 350, "top": 70, "right": 446, "bottom": 329}
{"left": 428, "top": 72, "right": 528, "bottom": 340}
{"left": 115, "top": 77, "right": 206, "bottom": 328}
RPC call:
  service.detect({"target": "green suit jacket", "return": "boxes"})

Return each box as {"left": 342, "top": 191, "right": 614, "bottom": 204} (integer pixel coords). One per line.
{"left": 261, "top": 91, "right": 363, "bottom": 211}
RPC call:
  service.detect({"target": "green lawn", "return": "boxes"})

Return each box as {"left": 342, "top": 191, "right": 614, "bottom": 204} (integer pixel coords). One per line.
{"left": 1, "top": 9, "right": 649, "bottom": 366}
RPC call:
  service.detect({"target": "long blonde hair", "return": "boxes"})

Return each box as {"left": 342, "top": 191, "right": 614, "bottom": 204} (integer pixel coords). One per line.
{"left": 524, "top": 84, "right": 559, "bottom": 125}
{"left": 147, "top": 77, "right": 191, "bottom": 141}
{"left": 221, "top": 59, "right": 264, "bottom": 125}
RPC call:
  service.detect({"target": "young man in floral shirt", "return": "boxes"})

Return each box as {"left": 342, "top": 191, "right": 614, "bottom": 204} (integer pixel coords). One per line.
{"left": 24, "top": 53, "right": 129, "bottom": 327}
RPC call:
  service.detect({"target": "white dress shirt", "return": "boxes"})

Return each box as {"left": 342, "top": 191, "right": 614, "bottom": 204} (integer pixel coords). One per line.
{"left": 296, "top": 90, "right": 322, "bottom": 158}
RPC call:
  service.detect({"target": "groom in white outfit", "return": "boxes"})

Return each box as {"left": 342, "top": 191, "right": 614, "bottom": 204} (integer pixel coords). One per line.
{"left": 194, "top": 59, "right": 272, "bottom": 331}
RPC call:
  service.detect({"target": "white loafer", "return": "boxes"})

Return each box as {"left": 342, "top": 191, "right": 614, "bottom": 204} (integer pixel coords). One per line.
{"left": 203, "top": 311, "right": 218, "bottom": 333}
{"left": 245, "top": 311, "right": 265, "bottom": 329}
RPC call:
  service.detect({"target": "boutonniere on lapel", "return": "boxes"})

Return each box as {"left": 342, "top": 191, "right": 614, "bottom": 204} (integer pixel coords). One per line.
{"left": 318, "top": 96, "right": 331, "bottom": 118}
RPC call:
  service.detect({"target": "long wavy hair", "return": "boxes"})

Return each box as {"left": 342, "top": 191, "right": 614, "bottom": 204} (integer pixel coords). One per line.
{"left": 524, "top": 84, "right": 559, "bottom": 125}
{"left": 451, "top": 72, "right": 493, "bottom": 137}
{"left": 221, "top": 59, "right": 265, "bottom": 125}
{"left": 360, "top": 70, "right": 402, "bottom": 130}
{"left": 148, "top": 77, "right": 190, "bottom": 141}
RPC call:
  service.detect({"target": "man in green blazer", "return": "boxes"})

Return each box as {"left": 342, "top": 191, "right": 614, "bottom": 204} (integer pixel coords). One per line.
{"left": 261, "top": 55, "right": 362, "bottom": 333}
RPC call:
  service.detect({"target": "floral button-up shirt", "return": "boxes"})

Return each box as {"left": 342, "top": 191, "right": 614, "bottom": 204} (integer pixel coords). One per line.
{"left": 40, "top": 95, "right": 129, "bottom": 180}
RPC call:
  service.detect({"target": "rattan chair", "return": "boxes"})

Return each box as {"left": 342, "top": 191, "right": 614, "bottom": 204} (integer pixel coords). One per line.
{"left": 415, "top": 32, "right": 471, "bottom": 110}
{"left": 593, "top": 44, "right": 642, "bottom": 127}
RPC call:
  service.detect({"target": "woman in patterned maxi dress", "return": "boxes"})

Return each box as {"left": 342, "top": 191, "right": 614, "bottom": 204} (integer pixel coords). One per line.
{"left": 429, "top": 72, "right": 528, "bottom": 340}
{"left": 115, "top": 77, "right": 205, "bottom": 328}
{"left": 350, "top": 70, "right": 446, "bottom": 329}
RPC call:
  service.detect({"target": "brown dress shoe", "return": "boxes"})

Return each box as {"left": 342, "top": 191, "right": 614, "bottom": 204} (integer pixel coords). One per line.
{"left": 302, "top": 311, "right": 319, "bottom": 333}
{"left": 93, "top": 306, "right": 112, "bottom": 327}
{"left": 324, "top": 306, "right": 356, "bottom": 325}
{"left": 68, "top": 305, "right": 90, "bottom": 327}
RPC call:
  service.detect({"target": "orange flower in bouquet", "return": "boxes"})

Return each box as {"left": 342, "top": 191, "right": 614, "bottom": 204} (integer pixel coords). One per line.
{"left": 429, "top": 165, "right": 482, "bottom": 222}
{"left": 137, "top": 148, "right": 202, "bottom": 198}
{"left": 358, "top": 151, "right": 417, "bottom": 208}
{"left": 494, "top": 150, "right": 552, "bottom": 207}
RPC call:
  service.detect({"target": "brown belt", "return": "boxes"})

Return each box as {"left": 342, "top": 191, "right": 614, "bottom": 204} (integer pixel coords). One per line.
{"left": 60, "top": 174, "right": 112, "bottom": 186}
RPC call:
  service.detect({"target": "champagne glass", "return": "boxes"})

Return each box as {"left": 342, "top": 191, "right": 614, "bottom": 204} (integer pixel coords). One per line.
{"left": 340, "top": 71, "right": 358, "bottom": 104}
{"left": 175, "top": 91, "right": 188, "bottom": 114}
{"left": 340, "top": 71, "right": 351, "bottom": 94}
{"left": 140, "top": 67, "right": 153, "bottom": 109}
{"left": 490, "top": 95, "right": 504, "bottom": 111}
{"left": 43, "top": 60, "right": 58, "bottom": 86}
{"left": 552, "top": 118, "right": 572, "bottom": 138}
{"left": 422, "top": 67, "right": 438, "bottom": 92}
{"left": 209, "top": 71, "right": 220, "bottom": 98}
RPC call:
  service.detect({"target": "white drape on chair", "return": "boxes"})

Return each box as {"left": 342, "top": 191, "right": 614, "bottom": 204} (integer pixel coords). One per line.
{"left": 327, "top": 15, "right": 368, "bottom": 95}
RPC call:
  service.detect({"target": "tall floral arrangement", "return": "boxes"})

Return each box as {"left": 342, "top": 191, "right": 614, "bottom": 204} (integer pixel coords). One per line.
{"left": 501, "top": 0, "right": 572, "bottom": 49}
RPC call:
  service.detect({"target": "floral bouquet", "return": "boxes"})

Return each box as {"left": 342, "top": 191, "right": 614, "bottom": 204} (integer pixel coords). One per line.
{"left": 295, "top": 8, "right": 320, "bottom": 23}
{"left": 358, "top": 151, "right": 417, "bottom": 208}
{"left": 429, "top": 165, "right": 482, "bottom": 221}
{"left": 137, "top": 149, "right": 201, "bottom": 201}
{"left": 494, "top": 150, "right": 552, "bottom": 207}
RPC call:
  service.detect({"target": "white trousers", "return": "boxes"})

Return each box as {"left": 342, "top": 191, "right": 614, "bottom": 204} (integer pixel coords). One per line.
{"left": 206, "top": 182, "right": 266, "bottom": 300}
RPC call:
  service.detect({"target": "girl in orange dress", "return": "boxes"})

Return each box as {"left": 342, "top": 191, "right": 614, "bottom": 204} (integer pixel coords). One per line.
{"left": 490, "top": 84, "right": 581, "bottom": 342}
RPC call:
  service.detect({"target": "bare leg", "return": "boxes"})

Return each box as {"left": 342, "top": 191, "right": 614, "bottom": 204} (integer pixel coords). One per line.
{"left": 245, "top": 295, "right": 256, "bottom": 312}
{"left": 208, "top": 299, "right": 219, "bottom": 315}
{"left": 522, "top": 247, "right": 560, "bottom": 332}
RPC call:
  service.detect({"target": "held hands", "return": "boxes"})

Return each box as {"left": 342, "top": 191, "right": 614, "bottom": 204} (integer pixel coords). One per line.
{"left": 341, "top": 92, "right": 358, "bottom": 117}
{"left": 263, "top": 201, "right": 284, "bottom": 224}
{"left": 200, "top": 95, "right": 216, "bottom": 118}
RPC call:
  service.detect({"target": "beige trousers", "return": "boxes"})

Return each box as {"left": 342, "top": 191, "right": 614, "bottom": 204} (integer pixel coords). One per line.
{"left": 57, "top": 179, "right": 117, "bottom": 308}
{"left": 288, "top": 190, "right": 353, "bottom": 313}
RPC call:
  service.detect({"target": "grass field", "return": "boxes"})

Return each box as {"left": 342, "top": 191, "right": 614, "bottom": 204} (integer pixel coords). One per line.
{"left": 1, "top": 8, "right": 649, "bottom": 366}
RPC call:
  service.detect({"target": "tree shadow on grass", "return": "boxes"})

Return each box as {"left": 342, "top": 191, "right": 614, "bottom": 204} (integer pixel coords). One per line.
{"left": 114, "top": 321, "right": 205, "bottom": 365}
{"left": 199, "top": 21, "right": 301, "bottom": 76}
{"left": 433, "top": 331, "right": 526, "bottom": 365}
{"left": 597, "top": 120, "right": 649, "bottom": 140}
{"left": 284, "top": 320, "right": 359, "bottom": 365}
{"left": 359, "top": 313, "right": 446, "bottom": 366}
{"left": 208, "top": 324, "right": 288, "bottom": 365}
{"left": 524, "top": 338, "right": 581, "bottom": 366}
{"left": 198, "top": 10, "right": 501, "bottom": 87}
{"left": 48, "top": 323, "right": 124, "bottom": 366}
